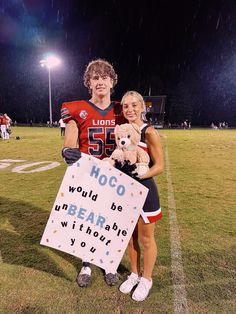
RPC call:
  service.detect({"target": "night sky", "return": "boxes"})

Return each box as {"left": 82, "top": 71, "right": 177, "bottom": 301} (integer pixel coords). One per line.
{"left": 1, "top": 0, "right": 236, "bottom": 126}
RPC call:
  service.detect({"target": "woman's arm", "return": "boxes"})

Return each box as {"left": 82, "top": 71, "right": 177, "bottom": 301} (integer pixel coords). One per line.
{"left": 139, "top": 127, "right": 164, "bottom": 179}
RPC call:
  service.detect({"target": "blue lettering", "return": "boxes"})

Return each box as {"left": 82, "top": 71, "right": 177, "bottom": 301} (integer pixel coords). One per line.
{"left": 90, "top": 166, "right": 100, "bottom": 178}
{"left": 109, "top": 176, "right": 117, "bottom": 187}
{"left": 68, "top": 204, "right": 77, "bottom": 216}
{"left": 90, "top": 165, "right": 125, "bottom": 196}
{"left": 77, "top": 207, "right": 86, "bottom": 219}
{"left": 86, "top": 212, "right": 95, "bottom": 223}
{"left": 117, "top": 185, "right": 125, "bottom": 196}
{"left": 99, "top": 174, "right": 107, "bottom": 186}
{"left": 96, "top": 215, "right": 106, "bottom": 228}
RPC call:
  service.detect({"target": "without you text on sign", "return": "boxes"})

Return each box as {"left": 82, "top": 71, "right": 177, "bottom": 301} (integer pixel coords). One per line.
{"left": 40, "top": 153, "right": 148, "bottom": 273}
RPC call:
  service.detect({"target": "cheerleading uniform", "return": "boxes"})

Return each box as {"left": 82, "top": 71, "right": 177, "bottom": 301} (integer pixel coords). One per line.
{"left": 139, "top": 124, "right": 162, "bottom": 223}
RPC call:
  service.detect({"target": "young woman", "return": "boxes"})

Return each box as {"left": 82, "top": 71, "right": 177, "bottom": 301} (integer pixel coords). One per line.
{"left": 119, "top": 91, "right": 164, "bottom": 301}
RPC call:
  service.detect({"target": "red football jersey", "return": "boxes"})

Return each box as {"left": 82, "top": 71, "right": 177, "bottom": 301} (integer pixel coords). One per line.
{"left": 61, "top": 100, "right": 126, "bottom": 159}
{"left": 0, "top": 116, "right": 7, "bottom": 125}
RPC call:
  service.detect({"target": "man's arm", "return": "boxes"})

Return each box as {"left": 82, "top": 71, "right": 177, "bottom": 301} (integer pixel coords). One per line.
{"left": 62, "top": 120, "right": 81, "bottom": 165}
{"left": 64, "top": 120, "right": 79, "bottom": 148}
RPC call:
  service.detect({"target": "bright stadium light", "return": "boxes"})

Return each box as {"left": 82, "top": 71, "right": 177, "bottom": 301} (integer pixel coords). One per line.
{"left": 40, "top": 54, "right": 61, "bottom": 126}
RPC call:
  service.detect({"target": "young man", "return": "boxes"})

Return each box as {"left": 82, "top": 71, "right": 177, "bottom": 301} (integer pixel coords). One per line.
{"left": 61, "top": 59, "right": 124, "bottom": 288}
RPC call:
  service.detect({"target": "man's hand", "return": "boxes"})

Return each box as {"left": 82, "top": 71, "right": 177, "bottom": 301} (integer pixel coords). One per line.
{"left": 62, "top": 147, "right": 81, "bottom": 165}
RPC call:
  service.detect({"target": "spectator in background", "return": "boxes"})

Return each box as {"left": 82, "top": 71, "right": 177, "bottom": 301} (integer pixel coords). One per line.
{"left": 0, "top": 113, "right": 9, "bottom": 140}
{"left": 58, "top": 118, "right": 66, "bottom": 136}
{"left": 4, "top": 113, "right": 12, "bottom": 129}
{"left": 183, "top": 120, "right": 188, "bottom": 129}
{"left": 211, "top": 122, "right": 218, "bottom": 130}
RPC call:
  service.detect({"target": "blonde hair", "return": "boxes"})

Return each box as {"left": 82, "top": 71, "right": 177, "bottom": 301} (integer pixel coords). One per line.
{"left": 121, "top": 90, "right": 147, "bottom": 121}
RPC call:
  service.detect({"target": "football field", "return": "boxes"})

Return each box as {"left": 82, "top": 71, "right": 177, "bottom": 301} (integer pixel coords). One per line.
{"left": 0, "top": 127, "right": 235, "bottom": 313}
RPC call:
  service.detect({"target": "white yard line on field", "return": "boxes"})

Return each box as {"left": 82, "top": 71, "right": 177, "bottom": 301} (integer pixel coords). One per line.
{"left": 165, "top": 143, "right": 189, "bottom": 314}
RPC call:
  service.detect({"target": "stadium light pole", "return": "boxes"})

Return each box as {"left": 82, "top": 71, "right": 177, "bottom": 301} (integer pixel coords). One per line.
{"left": 40, "top": 55, "right": 61, "bottom": 126}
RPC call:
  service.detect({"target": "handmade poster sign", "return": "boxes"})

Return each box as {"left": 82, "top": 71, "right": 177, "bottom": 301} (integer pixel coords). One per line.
{"left": 40, "top": 153, "right": 148, "bottom": 273}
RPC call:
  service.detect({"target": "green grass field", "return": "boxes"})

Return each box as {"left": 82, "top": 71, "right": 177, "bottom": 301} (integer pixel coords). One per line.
{"left": 0, "top": 127, "right": 235, "bottom": 314}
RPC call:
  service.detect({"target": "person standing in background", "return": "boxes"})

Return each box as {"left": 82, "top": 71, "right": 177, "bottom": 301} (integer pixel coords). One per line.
{"left": 59, "top": 118, "right": 66, "bottom": 136}
{"left": 0, "top": 113, "right": 9, "bottom": 140}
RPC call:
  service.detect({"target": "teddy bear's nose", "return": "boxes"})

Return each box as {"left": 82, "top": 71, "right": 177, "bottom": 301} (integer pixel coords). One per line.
{"left": 121, "top": 140, "right": 125, "bottom": 145}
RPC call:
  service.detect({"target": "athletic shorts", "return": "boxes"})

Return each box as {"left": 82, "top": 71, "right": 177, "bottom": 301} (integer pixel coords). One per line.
{"left": 139, "top": 177, "right": 162, "bottom": 223}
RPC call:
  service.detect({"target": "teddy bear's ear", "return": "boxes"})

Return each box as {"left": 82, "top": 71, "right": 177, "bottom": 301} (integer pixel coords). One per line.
{"left": 114, "top": 125, "right": 120, "bottom": 133}
{"left": 131, "top": 123, "right": 141, "bottom": 134}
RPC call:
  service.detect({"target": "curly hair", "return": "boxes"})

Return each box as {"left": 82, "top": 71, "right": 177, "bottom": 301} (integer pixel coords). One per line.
{"left": 83, "top": 59, "right": 118, "bottom": 94}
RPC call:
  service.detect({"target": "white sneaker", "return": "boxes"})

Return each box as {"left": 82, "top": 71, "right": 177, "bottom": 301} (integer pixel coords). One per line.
{"left": 119, "top": 272, "right": 140, "bottom": 294}
{"left": 79, "top": 266, "right": 91, "bottom": 276}
{"left": 132, "top": 277, "right": 153, "bottom": 301}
